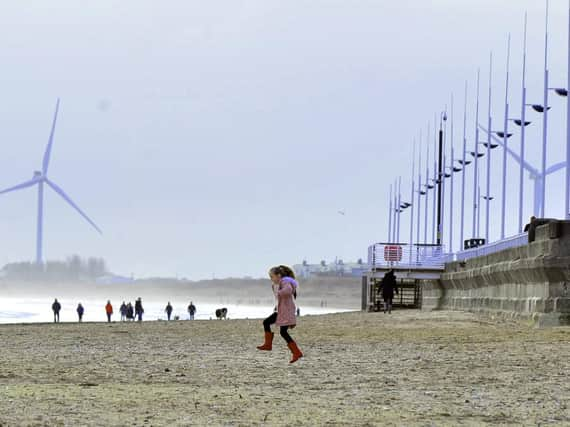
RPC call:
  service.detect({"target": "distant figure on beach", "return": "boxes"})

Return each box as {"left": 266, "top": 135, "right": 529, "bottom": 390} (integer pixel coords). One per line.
{"left": 256, "top": 265, "right": 303, "bottom": 363}
{"left": 126, "top": 302, "right": 134, "bottom": 321}
{"left": 52, "top": 299, "right": 61, "bottom": 323}
{"left": 296, "top": 307, "right": 300, "bottom": 317}
{"left": 165, "top": 302, "right": 173, "bottom": 321}
{"left": 188, "top": 302, "right": 196, "bottom": 320}
{"left": 76, "top": 303, "right": 84, "bottom": 322}
{"left": 105, "top": 301, "right": 113, "bottom": 323}
{"left": 135, "top": 298, "right": 144, "bottom": 322}
{"left": 120, "top": 302, "right": 127, "bottom": 321}
{"left": 380, "top": 269, "right": 398, "bottom": 314}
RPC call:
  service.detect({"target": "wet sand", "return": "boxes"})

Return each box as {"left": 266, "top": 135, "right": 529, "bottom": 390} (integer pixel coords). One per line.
{"left": 1, "top": 310, "right": 570, "bottom": 426}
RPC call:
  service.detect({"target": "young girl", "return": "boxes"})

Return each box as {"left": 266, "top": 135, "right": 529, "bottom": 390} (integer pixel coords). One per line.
{"left": 256, "top": 265, "right": 303, "bottom": 363}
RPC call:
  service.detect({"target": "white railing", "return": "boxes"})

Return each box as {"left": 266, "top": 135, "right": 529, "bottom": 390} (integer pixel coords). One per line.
{"left": 368, "top": 243, "right": 448, "bottom": 270}
{"left": 455, "top": 232, "right": 528, "bottom": 261}
{"left": 368, "top": 233, "right": 529, "bottom": 271}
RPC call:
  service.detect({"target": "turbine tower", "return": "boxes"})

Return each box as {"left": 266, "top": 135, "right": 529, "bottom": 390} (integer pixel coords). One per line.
{"left": 0, "top": 99, "right": 102, "bottom": 264}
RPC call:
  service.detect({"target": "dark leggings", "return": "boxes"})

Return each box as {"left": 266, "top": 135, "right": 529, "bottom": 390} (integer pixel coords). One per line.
{"left": 279, "top": 326, "right": 293, "bottom": 343}
{"left": 263, "top": 312, "right": 277, "bottom": 332}
{"left": 262, "top": 312, "right": 293, "bottom": 343}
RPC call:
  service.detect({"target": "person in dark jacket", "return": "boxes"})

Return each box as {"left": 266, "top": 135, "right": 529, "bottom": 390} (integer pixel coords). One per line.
{"left": 126, "top": 302, "right": 134, "bottom": 321}
{"left": 188, "top": 302, "right": 196, "bottom": 320}
{"left": 76, "top": 303, "right": 84, "bottom": 322}
{"left": 380, "top": 269, "right": 398, "bottom": 314}
{"left": 135, "top": 298, "right": 144, "bottom": 322}
{"left": 120, "top": 302, "right": 127, "bottom": 321}
{"left": 165, "top": 302, "right": 173, "bottom": 321}
{"left": 52, "top": 299, "right": 61, "bottom": 323}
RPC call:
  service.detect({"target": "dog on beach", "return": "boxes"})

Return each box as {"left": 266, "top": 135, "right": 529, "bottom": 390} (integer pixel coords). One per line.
{"left": 215, "top": 308, "right": 227, "bottom": 320}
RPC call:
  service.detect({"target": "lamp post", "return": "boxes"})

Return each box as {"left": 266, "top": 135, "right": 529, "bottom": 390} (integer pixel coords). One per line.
{"left": 541, "top": 0, "right": 549, "bottom": 217}
{"left": 460, "top": 81, "right": 468, "bottom": 250}
{"left": 432, "top": 116, "right": 437, "bottom": 244}
{"left": 437, "top": 110, "right": 447, "bottom": 246}
{"left": 449, "top": 95, "right": 455, "bottom": 253}
{"left": 500, "top": 34, "right": 511, "bottom": 240}
{"left": 485, "top": 52, "right": 493, "bottom": 244}
{"left": 388, "top": 183, "right": 393, "bottom": 242}
{"left": 567, "top": 0, "right": 570, "bottom": 219}
{"left": 409, "top": 141, "right": 416, "bottom": 253}
{"left": 416, "top": 132, "right": 423, "bottom": 245}
{"left": 396, "top": 176, "right": 402, "bottom": 242}
{"left": 519, "top": 12, "right": 528, "bottom": 231}
{"left": 472, "top": 69, "right": 481, "bottom": 238}
{"left": 424, "top": 124, "right": 430, "bottom": 244}
{"left": 390, "top": 178, "right": 397, "bottom": 242}
{"left": 476, "top": 184, "right": 481, "bottom": 237}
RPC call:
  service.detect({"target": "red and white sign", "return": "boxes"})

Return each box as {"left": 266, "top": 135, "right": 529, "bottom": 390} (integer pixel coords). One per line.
{"left": 384, "top": 245, "right": 402, "bottom": 262}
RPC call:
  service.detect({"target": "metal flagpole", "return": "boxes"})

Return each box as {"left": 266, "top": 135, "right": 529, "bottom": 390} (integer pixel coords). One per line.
{"left": 388, "top": 184, "right": 393, "bottom": 242}
{"left": 424, "top": 124, "right": 430, "bottom": 244}
{"left": 519, "top": 12, "right": 528, "bottom": 230}
{"left": 473, "top": 69, "right": 481, "bottom": 237}
{"left": 449, "top": 94, "right": 455, "bottom": 253}
{"left": 393, "top": 179, "right": 398, "bottom": 242}
{"left": 417, "top": 131, "right": 423, "bottom": 244}
{"left": 460, "top": 81, "right": 468, "bottom": 250}
{"left": 409, "top": 141, "right": 416, "bottom": 265}
{"left": 566, "top": 0, "right": 570, "bottom": 219}
{"left": 501, "top": 35, "right": 511, "bottom": 239}
{"left": 486, "top": 52, "right": 493, "bottom": 244}
{"left": 397, "top": 176, "right": 402, "bottom": 242}
{"left": 477, "top": 183, "right": 481, "bottom": 237}
{"left": 540, "top": 0, "right": 549, "bottom": 217}
{"left": 431, "top": 116, "right": 437, "bottom": 245}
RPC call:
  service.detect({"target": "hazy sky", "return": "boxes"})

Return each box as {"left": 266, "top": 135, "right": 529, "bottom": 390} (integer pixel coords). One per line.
{"left": 0, "top": 0, "right": 568, "bottom": 279}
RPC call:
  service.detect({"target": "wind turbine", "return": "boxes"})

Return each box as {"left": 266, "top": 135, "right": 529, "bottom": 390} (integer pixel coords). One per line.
{"left": 0, "top": 99, "right": 102, "bottom": 265}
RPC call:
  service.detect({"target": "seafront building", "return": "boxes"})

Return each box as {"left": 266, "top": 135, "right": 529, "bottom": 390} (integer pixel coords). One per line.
{"left": 293, "top": 259, "right": 368, "bottom": 279}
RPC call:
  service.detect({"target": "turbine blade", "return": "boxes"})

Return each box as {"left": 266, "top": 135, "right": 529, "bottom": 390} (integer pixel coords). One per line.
{"left": 0, "top": 178, "right": 38, "bottom": 196}
{"left": 45, "top": 178, "right": 102, "bottom": 234}
{"left": 42, "top": 99, "right": 60, "bottom": 175}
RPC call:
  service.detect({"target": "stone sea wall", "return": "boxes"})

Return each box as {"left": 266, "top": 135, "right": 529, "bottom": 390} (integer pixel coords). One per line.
{"left": 422, "top": 221, "right": 570, "bottom": 326}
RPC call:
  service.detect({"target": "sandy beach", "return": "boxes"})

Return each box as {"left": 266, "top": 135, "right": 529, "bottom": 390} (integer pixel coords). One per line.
{"left": 1, "top": 310, "right": 570, "bottom": 426}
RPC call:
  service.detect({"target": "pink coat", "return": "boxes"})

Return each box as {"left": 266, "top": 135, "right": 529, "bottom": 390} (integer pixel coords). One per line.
{"left": 276, "top": 281, "right": 297, "bottom": 326}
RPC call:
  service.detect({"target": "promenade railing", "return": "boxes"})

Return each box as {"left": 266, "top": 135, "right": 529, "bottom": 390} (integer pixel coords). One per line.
{"left": 368, "top": 232, "right": 529, "bottom": 272}
{"left": 454, "top": 233, "right": 528, "bottom": 262}
{"left": 367, "top": 243, "right": 448, "bottom": 271}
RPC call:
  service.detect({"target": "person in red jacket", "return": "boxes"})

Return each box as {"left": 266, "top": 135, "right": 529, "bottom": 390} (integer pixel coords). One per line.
{"left": 105, "top": 301, "right": 113, "bottom": 323}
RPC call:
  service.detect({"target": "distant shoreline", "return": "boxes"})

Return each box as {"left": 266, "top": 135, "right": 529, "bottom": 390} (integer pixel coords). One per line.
{"left": 0, "top": 276, "right": 362, "bottom": 309}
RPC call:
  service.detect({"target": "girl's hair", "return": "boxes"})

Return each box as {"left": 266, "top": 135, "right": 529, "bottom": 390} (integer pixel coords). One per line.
{"left": 269, "top": 265, "right": 296, "bottom": 279}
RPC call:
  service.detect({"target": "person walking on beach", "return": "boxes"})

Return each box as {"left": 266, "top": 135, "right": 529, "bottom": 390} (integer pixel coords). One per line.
{"left": 380, "top": 269, "right": 398, "bottom": 314}
{"left": 165, "top": 302, "right": 173, "bottom": 321}
{"left": 105, "top": 300, "right": 113, "bottom": 323}
{"left": 256, "top": 265, "right": 303, "bottom": 363}
{"left": 120, "top": 301, "right": 127, "bottom": 321}
{"left": 76, "top": 303, "right": 84, "bottom": 322}
{"left": 126, "top": 302, "right": 134, "bottom": 321}
{"left": 188, "top": 302, "right": 196, "bottom": 320}
{"left": 135, "top": 298, "right": 144, "bottom": 322}
{"left": 52, "top": 298, "right": 61, "bottom": 323}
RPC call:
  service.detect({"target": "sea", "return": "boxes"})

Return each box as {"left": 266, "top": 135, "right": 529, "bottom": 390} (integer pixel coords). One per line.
{"left": 0, "top": 297, "right": 353, "bottom": 324}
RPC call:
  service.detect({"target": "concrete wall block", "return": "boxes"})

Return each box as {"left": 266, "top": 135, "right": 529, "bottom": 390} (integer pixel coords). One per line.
{"left": 553, "top": 297, "right": 570, "bottom": 312}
